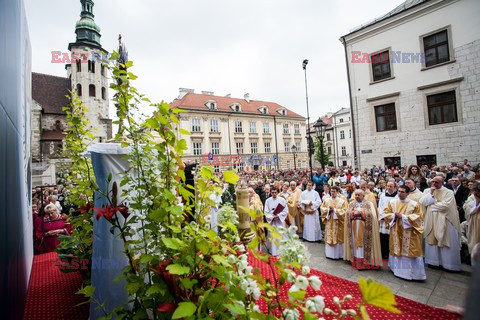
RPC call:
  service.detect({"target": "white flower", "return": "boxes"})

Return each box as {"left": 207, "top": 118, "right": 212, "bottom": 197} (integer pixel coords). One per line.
{"left": 347, "top": 309, "right": 357, "bottom": 316}
{"left": 288, "top": 284, "right": 299, "bottom": 293}
{"left": 308, "top": 275, "right": 322, "bottom": 290}
{"left": 344, "top": 294, "right": 353, "bottom": 300}
{"left": 221, "top": 247, "right": 228, "bottom": 254}
{"left": 288, "top": 225, "right": 298, "bottom": 233}
{"left": 295, "top": 275, "right": 309, "bottom": 290}
{"left": 305, "top": 299, "right": 316, "bottom": 312}
{"left": 313, "top": 295, "right": 325, "bottom": 314}
{"left": 252, "top": 287, "right": 261, "bottom": 300}
{"left": 253, "top": 304, "right": 261, "bottom": 313}
{"left": 282, "top": 308, "right": 300, "bottom": 320}
{"left": 245, "top": 266, "right": 253, "bottom": 275}
{"left": 333, "top": 296, "right": 340, "bottom": 305}
{"left": 286, "top": 271, "right": 296, "bottom": 283}
{"left": 236, "top": 244, "right": 246, "bottom": 252}
{"left": 227, "top": 254, "right": 236, "bottom": 264}
{"left": 302, "top": 266, "right": 310, "bottom": 275}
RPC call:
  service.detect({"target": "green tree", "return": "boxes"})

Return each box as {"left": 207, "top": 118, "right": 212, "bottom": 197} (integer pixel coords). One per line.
{"left": 314, "top": 137, "right": 330, "bottom": 167}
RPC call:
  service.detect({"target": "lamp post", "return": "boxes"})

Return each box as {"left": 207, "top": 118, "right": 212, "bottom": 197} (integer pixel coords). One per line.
{"left": 303, "top": 59, "right": 313, "bottom": 180}
{"left": 313, "top": 118, "right": 327, "bottom": 171}
{"left": 291, "top": 144, "right": 297, "bottom": 170}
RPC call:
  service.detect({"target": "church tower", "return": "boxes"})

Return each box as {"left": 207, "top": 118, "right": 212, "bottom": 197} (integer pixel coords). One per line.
{"left": 66, "top": 0, "right": 111, "bottom": 141}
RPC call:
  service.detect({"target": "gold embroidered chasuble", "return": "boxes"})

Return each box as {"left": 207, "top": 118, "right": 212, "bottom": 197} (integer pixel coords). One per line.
{"left": 383, "top": 199, "right": 424, "bottom": 257}
{"left": 419, "top": 187, "right": 461, "bottom": 248}
{"left": 286, "top": 188, "right": 303, "bottom": 231}
{"left": 465, "top": 199, "right": 480, "bottom": 253}
{"left": 343, "top": 201, "right": 382, "bottom": 267}
{"left": 349, "top": 191, "right": 378, "bottom": 218}
{"left": 320, "top": 197, "right": 347, "bottom": 246}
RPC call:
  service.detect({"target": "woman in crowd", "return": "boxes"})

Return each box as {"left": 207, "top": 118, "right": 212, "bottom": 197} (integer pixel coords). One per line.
{"left": 406, "top": 164, "right": 427, "bottom": 191}
{"left": 34, "top": 203, "right": 71, "bottom": 254}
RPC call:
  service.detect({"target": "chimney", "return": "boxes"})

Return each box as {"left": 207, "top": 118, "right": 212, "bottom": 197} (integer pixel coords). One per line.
{"left": 178, "top": 88, "right": 194, "bottom": 99}
{"left": 244, "top": 93, "right": 250, "bottom": 103}
{"left": 201, "top": 91, "right": 214, "bottom": 95}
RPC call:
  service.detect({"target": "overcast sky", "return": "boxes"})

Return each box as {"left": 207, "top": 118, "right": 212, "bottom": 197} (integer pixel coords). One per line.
{"left": 25, "top": 0, "right": 402, "bottom": 121}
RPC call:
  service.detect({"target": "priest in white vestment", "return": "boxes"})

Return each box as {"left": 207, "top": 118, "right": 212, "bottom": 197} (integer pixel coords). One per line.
{"left": 419, "top": 176, "right": 461, "bottom": 271}
{"left": 378, "top": 181, "right": 397, "bottom": 259}
{"left": 264, "top": 186, "right": 289, "bottom": 256}
{"left": 384, "top": 185, "right": 426, "bottom": 280}
{"left": 298, "top": 181, "right": 322, "bottom": 242}
{"left": 320, "top": 186, "right": 347, "bottom": 259}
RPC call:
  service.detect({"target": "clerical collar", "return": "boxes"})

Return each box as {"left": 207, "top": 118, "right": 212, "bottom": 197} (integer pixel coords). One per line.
{"left": 399, "top": 198, "right": 410, "bottom": 203}
{"left": 386, "top": 190, "right": 397, "bottom": 197}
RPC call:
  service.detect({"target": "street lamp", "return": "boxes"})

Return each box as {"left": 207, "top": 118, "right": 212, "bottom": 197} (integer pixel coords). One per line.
{"left": 291, "top": 144, "right": 297, "bottom": 170}
{"left": 302, "top": 59, "right": 313, "bottom": 180}
{"left": 313, "top": 118, "right": 327, "bottom": 170}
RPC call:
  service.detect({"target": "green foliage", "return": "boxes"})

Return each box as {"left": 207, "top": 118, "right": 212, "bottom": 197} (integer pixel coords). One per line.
{"left": 314, "top": 137, "right": 330, "bottom": 166}
{"left": 57, "top": 92, "right": 98, "bottom": 278}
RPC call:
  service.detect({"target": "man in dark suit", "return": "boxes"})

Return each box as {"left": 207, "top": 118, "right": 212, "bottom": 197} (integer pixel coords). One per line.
{"left": 451, "top": 177, "right": 470, "bottom": 222}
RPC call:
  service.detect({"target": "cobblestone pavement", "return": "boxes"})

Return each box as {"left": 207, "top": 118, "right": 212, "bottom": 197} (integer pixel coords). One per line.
{"left": 305, "top": 241, "right": 472, "bottom": 309}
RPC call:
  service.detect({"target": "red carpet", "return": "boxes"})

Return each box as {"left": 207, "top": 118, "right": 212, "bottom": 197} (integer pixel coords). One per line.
{"left": 249, "top": 254, "right": 460, "bottom": 320}
{"left": 24, "top": 252, "right": 89, "bottom": 320}
{"left": 24, "top": 252, "right": 459, "bottom": 320}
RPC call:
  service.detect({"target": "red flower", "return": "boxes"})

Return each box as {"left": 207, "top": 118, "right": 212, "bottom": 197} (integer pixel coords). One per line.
{"left": 94, "top": 204, "right": 130, "bottom": 221}
{"left": 157, "top": 302, "right": 176, "bottom": 313}
{"left": 77, "top": 202, "right": 93, "bottom": 214}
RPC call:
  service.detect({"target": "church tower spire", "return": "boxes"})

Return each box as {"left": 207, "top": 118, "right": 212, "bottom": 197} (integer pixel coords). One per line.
{"left": 69, "top": 0, "right": 102, "bottom": 50}
{"left": 66, "top": 0, "right": 112, "bottom": 142}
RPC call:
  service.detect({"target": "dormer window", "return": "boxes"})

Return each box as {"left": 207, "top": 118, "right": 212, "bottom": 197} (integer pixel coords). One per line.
{"left": 230, "top": 103, "right": 242, "bottom": 112}
{"left": 277, "top": 109, "right": 287, "bottom": 116}
{"left": 258, "top": 106, "right": 269, "bottom": 114}
{"left": 205, "top": 100, "right": 217, "bottom": 110}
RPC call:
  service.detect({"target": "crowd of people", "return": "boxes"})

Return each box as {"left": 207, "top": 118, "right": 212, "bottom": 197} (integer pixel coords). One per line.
{"left": 232, "top": 160, "right": 480, "bottom": 281}
{"left": 31, "top": 186, "right": 71, "bottom": 254}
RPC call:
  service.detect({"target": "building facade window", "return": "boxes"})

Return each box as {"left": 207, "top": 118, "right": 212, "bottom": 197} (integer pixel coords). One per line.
{"left": 427, "top": 91, "right": 457, "bottom": 125}
{"left": 286, "top": 160, "right": 291, "bottom": 169}
{"left": 214, "top": 165, "right": 220, "bottom": 173}
{"left": 298, "top": 160, "right": 302, "bottom": 169}
{"left": 88, "top": 60, "right": 95, "bottom": 73}
{"left": 327, "top": 146, "right": 332, "bottom": 154}
{"left": 384, "top": 156, "right": 401, "bottom": 168}
{"left": 349, "top": 129, "right": 351, "bottom": 138}
{"left": 284, "top": 141, "right": 290, "bottom": 152}
{"left": 423, "top": 30, "right": 450, "bottom": 68}
{"left": 251, "top": 142, "right": 258, "bottom": 154}
{"left": 211, "top": 142, "right": 220, "bottom": 155}
{"left": 76, "top": 60, "right": 81, "bottom": 72}
{"left": 263, "top": 122, "right": 270, "bottom": 134}
{"left": 339, "top": 118, "right": 344, "bottom": 123}
{"left": 294, "top": 123, "right": 300, "bottom": 134}
{"left": 341, "top": 146, "right": 347, "bottom": 156}
{"left": 295, "top": 142, "right": 301, "bottom": 152}
{"left": 340, "top": 130, "right": 345, "bottom": 139}
{"left": 192, "top": 118, "right": 201, "bottom": 132}
{"left": 417, "top": 154, "right": 437, "bottom": 167}
{"left": 76, "top": 84, "right": 82, "bottom": 96}
{"left": 374, "top": 103, "right": 397, "bottom": 132}
{"left": 326, "top": 133, "right": 331, "bottom": 141}
{"left": 89, "top": 84, "right": 96, "bottom": 97}
{"left": 249, "top": 121, "right": 257, "bottom": 133}
{"left": 101, "top": 87, "right": 106, "bottom": 100}
{"left": 210, "top": 119, "right": 219, "bottom": 132}
{"left": 193, "top": 142, "right": 202, "bottom": 155}
{"left": 238, "top": 162, "right": 245, "bottom": 172}
{"left": 264, "top": 142, "right": 271, "bottom": 153}
{"left": 283, "top": 123, "right": 289, "bottom": 134}
{"left": 265, "top": 160, "right": 272, "bottom": 170}
{"left": 371, "top": 50, "right": 391, "bottom": 81}
{"left": 207, "top": 102, "right": 216, "bottom": 110}
{"left": 236, "top": 142, "right": 244, "bottom": 154}
{"left": 235, "top": 120, "right": 243, "bottom": 133}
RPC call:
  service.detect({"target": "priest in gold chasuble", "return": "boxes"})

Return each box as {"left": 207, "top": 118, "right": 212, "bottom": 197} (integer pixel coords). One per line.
{"left": 344, "top": 189, "right": 382, "bottom": 269}
{"left": 321, "top": 186, "right": 347, "bottom": 259}
{"left": 384, "top": 185, "right": 426, "bottom": 280}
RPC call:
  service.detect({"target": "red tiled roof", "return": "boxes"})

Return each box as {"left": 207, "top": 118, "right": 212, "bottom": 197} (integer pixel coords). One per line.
{"left": 41, "top": 130, "right": 65, "bottom": 141}
{"left": 32, "top": 72, "right": 71, "bottom": 114}
{"left": 170, "top": 92, "right": 305, "bottom": 119}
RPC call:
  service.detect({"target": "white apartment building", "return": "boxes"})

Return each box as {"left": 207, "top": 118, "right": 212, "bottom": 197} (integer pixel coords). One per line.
{"left": 170, "top": 89, "right": 308, "bottom": 171}
{"left": 341, "top": 0, "right": 480, "bottom": 168}
{"left": 332, "top": 108, "right": 354, "bottom": 167}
